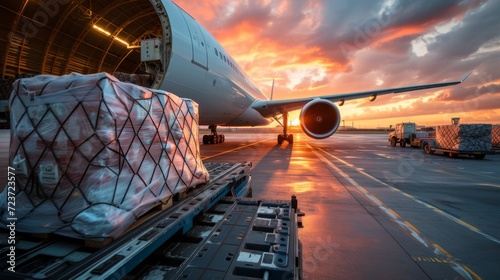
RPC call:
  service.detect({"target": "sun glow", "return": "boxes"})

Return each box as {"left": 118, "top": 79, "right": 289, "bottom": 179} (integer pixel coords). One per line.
{"left": 290, "top": 118, "right": 300, "bottom": 127}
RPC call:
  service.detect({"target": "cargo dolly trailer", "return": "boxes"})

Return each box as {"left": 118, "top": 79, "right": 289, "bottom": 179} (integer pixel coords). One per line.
{"left": 421, "top": 121, "right": 495, "bottom": 159}
{"left": 421, "top": 139, "right": 495, "bottom": 159}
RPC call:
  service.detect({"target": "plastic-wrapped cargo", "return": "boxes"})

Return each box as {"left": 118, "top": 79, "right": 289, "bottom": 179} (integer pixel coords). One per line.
{"left": 113, "top": 71, "right": 153, "bottom": 87}
{"left": 493, "top": 125, "right": 500, "bottom": 149}
{"left": 436, "top": 124, "right": 492, "bottom": 151}
{"left": 0, "top": 72, "right": 209, "bottom": 239}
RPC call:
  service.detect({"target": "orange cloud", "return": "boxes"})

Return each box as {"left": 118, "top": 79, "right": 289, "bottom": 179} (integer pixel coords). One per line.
{"left": 375, "top": 26, "right": 425, "bottom": 45}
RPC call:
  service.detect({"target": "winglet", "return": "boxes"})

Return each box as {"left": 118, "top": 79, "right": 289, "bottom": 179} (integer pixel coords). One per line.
{"left": 460, "top": 72, "right": 472, "bottom": 83}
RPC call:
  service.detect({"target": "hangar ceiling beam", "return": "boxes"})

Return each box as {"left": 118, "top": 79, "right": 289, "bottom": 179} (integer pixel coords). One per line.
{"left": 1, "top": 0, "right": 29, "bottom": 79}
{"left": 40, "top": 4, "right": 82, "bottom": 75}
{"left": 63, "top": 1, "right": 140, "bottom": 74}
{"left": 97, "top": 11, "right": 157, "bottom": 72}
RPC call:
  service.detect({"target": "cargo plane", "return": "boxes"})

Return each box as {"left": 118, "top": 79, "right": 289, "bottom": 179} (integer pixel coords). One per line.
{"left": 146, "top": 0, "right": 471, "bottom": 144}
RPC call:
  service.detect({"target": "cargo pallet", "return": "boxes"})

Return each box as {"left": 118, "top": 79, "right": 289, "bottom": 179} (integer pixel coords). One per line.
{"left": 422, "top": 139, "right": 495, "bottom": 159}
{"left": 0, "top": 162, "right": 302, "bottom": 279}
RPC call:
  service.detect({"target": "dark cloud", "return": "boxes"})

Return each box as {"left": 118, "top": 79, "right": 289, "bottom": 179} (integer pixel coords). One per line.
{"left": 427, "top": 1, "right": 500, "bottom": 58}
{"left": 220, "top": 1, "right": 272, "bottom": 30}
{"left": 306, "top": 1, "right": 386, "bottom": 65}
{"left": 375, "top": 34, "right": 418, "bottom": 54}
{"left": 260, "top": 1, "right": 310, "bottom": 40}
{"left": 387, "top": 0, "right": 479, "bottom": 30}
{"left": 436, "top": 84, "right": 500, "bottom": 101}
{"left": 406, "top": 1, "right": 499, "bottom": 81}
{"left": 345, "top": 94, "right": 500, "bottom": 121}
{"left": 302, "top": 0, "right": 479, "bottom": 68}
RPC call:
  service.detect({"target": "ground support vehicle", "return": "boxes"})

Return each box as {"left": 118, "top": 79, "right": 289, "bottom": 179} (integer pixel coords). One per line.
{"left": 0, "top": 162, "right": 302, "bottom": 279}
{"left": 407, "top": 132, "right": 433, "bottom": 148}
{"left": 388, "top": 122, "right": 431, "bottom": 148}
{"left": 422, "top": 139, "right": 495, "bottom": 159}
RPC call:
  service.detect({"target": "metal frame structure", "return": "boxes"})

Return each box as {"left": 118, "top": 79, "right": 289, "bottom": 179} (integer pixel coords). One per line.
{"left": 0, "top": 1, "right": 168, "bottom": 81}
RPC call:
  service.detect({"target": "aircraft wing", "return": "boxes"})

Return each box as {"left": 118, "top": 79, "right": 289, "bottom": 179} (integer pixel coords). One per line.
{"left": 252, "top": 72, "right": 472, "bottom": 118}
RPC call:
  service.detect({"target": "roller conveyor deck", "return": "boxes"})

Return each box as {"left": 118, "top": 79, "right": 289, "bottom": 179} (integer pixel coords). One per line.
{"left": 0, "top": 162, "right": 302, "bottom": 279}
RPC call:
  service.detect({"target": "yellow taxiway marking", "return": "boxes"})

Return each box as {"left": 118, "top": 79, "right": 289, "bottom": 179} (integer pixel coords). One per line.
{"left": 412, "top": 256, "right": 451, "bottom": 263}
{"left": 404, "top": 221, "right": 420, "bottom": 234}
{"left": 464, "top": 265, "right": 483, "bottom": 280}
{"left": 433, "top": 243, "right": 453, "bottom": 259}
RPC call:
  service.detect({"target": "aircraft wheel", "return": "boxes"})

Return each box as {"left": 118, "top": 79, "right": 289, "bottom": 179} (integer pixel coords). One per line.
{"left": 423, "top": 142, "right": 433, "bottom": 154}
{"left": 203, "top": 135, "right": 209, "bottom": 145}
{"left": 219, "top": 135, "right": 224, "bottom": 143}
{"left": 287, "top": 134, "right": 294, "bottom": 144}
{"left": 221, "top": 134, "right": 225, "bottom": 143}
{"left": 278, "top": 135, "right": 283, "bottom": 145}
{"left": 390, "top": 137, "right": 396, "bottom": 147}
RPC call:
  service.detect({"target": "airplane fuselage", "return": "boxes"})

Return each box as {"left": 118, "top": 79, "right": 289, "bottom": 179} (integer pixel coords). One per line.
{"left": 156, "top": 0, "right": 271, "bottom": 127}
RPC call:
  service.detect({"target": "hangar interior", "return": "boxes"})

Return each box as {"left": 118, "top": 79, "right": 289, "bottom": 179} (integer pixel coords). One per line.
{"left": 0, "top": 0, "right": 171, "bottom": 100}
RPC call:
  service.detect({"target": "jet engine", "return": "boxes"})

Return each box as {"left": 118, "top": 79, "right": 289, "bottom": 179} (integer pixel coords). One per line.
{"left": 299, "top": 99, "right": 341, "bottom": 139}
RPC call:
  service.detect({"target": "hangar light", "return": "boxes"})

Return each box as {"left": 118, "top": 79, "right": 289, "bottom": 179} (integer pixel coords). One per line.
{"left": 92, "top": 24, "right": 129, "bottom": 47}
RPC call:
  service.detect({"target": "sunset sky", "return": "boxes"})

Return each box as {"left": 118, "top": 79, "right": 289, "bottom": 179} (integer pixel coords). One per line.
{"left": 174, "top": 0, "right": 500, "bottom": 128}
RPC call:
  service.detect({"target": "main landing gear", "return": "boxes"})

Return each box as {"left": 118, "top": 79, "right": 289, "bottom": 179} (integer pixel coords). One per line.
{"left": 202, "top": 125, "right": 225, "bottom": 144}
{"left": 276, "top": 112, "right": 293, "bottom": 145}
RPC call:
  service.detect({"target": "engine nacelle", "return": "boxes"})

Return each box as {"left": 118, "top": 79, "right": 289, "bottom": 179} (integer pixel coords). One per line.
{"left": 299, "top": 99, "right": 341, "bottom": 139}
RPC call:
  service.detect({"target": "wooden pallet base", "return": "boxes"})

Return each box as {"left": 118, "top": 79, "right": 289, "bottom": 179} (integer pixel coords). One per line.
{"left": 154, "top": 195, "right": 174, "bottom": 211}
{"left": 85, "top": 238, "right": 113, "bottom": 248}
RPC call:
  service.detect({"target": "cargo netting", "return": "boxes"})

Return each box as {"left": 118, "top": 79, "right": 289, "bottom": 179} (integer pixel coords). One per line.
{"left": 0, "top": 72, "right": 209, "bottom": 239}
{"left": 436, "top": 124, "right": 492, "bottom": 151}
{"left": 113, "top": 72, "right": 154, "bottom": 87}
{"left": 493, "top": 125, "right": 500, "bottom": 149}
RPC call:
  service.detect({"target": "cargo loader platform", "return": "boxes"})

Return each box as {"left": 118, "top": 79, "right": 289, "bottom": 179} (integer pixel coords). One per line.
{"left": 0, "top": 162, "right": 302, "bottom": 279}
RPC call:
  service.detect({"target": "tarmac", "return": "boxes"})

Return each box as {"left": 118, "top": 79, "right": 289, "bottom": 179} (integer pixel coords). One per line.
{"left": 199, "top": 131, "right": 500, "bottom": 280}
{"left": 1, "top": 129, "right": 499, "bottom": 279}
